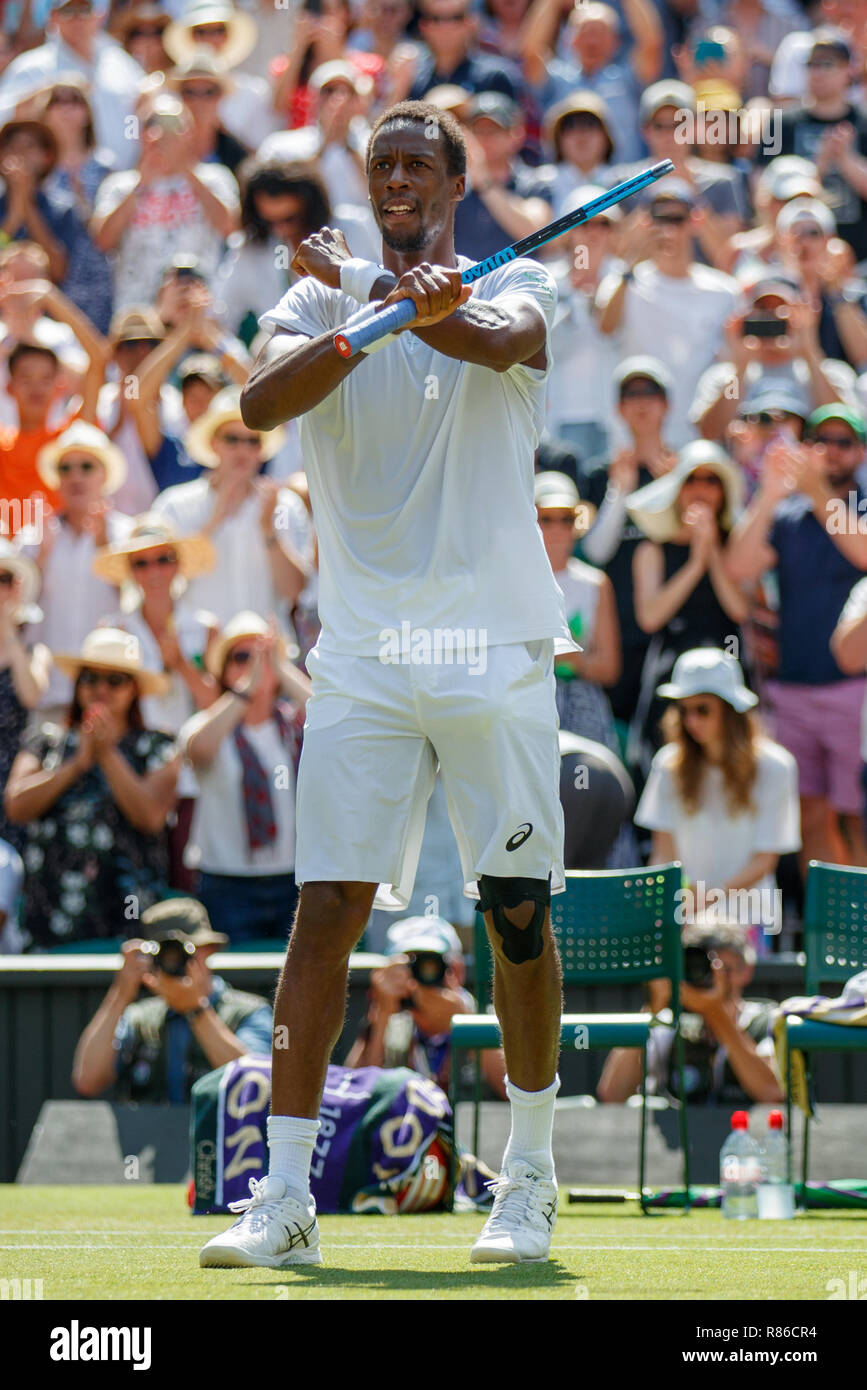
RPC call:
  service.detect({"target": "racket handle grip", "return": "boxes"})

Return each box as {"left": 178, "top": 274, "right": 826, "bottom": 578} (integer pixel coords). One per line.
{"left": 333, "top": 296, "right": 417, "bottom": 357}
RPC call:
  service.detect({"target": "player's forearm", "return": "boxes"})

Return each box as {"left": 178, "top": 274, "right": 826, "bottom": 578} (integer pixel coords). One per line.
{"left": 242, "top": 330, "right": 363, "bottom": 428}
{"left": 411, "top": 297, "right": 545, "bottom": 371}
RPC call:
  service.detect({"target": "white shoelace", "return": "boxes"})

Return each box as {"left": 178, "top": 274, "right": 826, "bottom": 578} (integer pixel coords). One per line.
{"left": 484, "top": 1173, "right": 547, "bottom": 1231}
{"left": 227, "top": 1177, "right": 298, "bottom": 1233}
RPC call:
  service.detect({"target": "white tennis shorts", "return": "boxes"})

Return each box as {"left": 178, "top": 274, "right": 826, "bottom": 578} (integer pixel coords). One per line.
{"left": 295, "top": 638, "right": 566, "bottom": 911}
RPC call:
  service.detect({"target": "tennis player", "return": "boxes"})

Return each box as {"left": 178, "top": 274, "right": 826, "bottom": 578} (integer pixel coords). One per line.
{"left": 200, "top": 100, "right": 575, "bottom": 1270}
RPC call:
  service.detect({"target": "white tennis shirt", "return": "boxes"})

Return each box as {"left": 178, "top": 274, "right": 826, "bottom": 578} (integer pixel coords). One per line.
{"left": 260, "top": 256, "right": 574, "bottom": 657}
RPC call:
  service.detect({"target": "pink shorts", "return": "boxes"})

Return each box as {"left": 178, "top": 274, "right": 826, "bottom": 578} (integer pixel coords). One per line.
{"left": 764, "top": 678, "right": 866, "bottom": 814}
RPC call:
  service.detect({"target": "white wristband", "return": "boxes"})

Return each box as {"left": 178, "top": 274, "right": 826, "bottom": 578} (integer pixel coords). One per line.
{"left": 339, "top": 258, "right": 383, "bottom": 304}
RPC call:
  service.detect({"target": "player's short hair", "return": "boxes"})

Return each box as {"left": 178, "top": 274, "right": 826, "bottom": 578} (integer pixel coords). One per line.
{"left": 366, "top": 101, "right": 467, "bottom": 178}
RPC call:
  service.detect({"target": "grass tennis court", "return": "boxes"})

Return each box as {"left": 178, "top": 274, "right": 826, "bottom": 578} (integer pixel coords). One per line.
{"left": 2, "top": 1186, "right": 866, "bottom": 1301}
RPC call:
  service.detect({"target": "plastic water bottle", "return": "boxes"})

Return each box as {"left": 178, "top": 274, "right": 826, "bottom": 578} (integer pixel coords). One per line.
{"left": 720, "top": 1111, "right": 760, "bottom": 1219}
{"left": 757, "top": 1110, "right": 795, "bottom": 1219}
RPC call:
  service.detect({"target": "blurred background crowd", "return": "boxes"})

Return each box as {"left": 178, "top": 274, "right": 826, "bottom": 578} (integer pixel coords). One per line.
{"left": 0, "top": 0, "right": 867, "bottom": 966}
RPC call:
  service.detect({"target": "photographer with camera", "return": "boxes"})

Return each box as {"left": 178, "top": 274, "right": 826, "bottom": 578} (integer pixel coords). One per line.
{"left": 597, "top": 925, "right": 783, "bottom": 1105}
{"left": 72, "top": 897, "right": 273, "bottom": 1102}
{"left": 346, "top": 916, "right": 507, "bottom": 1098}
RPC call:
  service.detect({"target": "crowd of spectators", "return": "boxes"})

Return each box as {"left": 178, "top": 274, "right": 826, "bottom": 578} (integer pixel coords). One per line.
{"left": 1, "top": 0, "right": 867, "bottom": 991}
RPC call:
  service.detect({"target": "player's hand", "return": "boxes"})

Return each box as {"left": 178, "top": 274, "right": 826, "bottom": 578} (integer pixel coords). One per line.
{"left": 379, "top": 263, "right": 472, "bottom": 331}
{"left": 290, "top": 227, "right": 354, "bottom": 289}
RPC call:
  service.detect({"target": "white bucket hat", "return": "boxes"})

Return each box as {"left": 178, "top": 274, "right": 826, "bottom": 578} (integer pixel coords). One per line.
{"left": 163, "top": 1, "right": 256, "bottom": 69}
{"left": 184, "top": 387, "right": 285, "bottom": 467}
{"left": 625, "top": 440, "right": 743, "bottom": 543}
{"left": 656, "top": 647, "right": 758, "bottom": 712}
{"left": 37, "top": 421, "right": 127, "bottom": 497}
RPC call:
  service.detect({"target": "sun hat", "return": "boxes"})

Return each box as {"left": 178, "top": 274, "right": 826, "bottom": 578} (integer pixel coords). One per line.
{"left": 656, "top": 647, "right": 758, "bottom": 712}
{"left": 385, "top": 915, "right": 462, "bottom": 960}
{"left": 776, "top": 196, "right": 836, "bottom": 237}
{"left": 184, "top": 387, "right": 285, "bottom": 467}
{"left": 613, "top": 355, "right": 673, "bottom": 396}
{"left": 638, "top": 80, "right": 696, "bottom": 125}
{"left": 534, "top": 471, "right": 597, "bottom": 535}
{"left": 109, "top": 306, "right": 166, "bottom": 346}
{"left": 205, "top": 610, "right": 294, "bottom": 679}
{"left": 177, "top": 353, "right": 224, "bottom": 391}
{"left": 91, "top": 515, "right": 216, "bottom": 587}
{"left": 162, "top": 0, "right": 256, "bottom": 69}
{"left": 139, "top": 896, "right": 228, "bottom": 947}
{"left": 309, "top": 59, "right": 373, "bottom": 99}
{"left": 625, "top": 440, "right": 743, "bottom": 543}
{"left": 693, "top": 79, "right": 742, "bottom": 112}
{"left": 544, "top": 90, "right": 615, "bottom": 161}
{"left": 757, "top": 156, "right": 820, "bottom": 202}
{"left": 53, "top": 627, "right": 171, "bottom": 696}
{"left": 168, "top": 49, "right": 235, "bottom": 96}
{"left": 36, "top": 422, "right": 127, "bottom": 496}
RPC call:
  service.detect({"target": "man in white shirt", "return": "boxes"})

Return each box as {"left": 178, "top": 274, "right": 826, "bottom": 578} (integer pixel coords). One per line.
{"left": 151, "top": 387, "right": 312, "bottom": 633}
{"left": 16, "top": 421, "right": 135, "bottom": 716}
{"left": 91, "top": 95, "right": 239, "bottom": 312}
{"left": 595, "top": 181, "right": 739, "bottom": 446}
{"left": 0, "top": 0, "right": 144, "bottom": 170}
{"left": 199, "top": 100, "right": 571, "bottom": 1274}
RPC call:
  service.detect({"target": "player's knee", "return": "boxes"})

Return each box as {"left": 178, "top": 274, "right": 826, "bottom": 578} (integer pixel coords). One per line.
{"left": 478, "top": 874, "right": 550, "bottom": 965}
{"left": 295, "top": 882, "right": 373, "bottom": 953}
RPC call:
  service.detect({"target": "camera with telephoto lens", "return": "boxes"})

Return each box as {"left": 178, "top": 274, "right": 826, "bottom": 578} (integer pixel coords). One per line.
{"left": 683, "top": 944, "right": 716, "bottom": 990}
{"left": 397, "top": 950, "right": 449, "bottom": 1009}
{"left": 141, "top": 933, "right": 196, "bottom": 978}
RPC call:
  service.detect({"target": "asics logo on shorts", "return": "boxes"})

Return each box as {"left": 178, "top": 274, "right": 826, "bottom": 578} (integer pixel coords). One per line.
{"left": 505, "top": 823, "right": 533, "bottom": 851}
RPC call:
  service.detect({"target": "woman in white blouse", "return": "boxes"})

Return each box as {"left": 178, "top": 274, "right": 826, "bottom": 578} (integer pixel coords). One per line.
{"left": 635, "top": 647, "right": 801, "bottom": 955}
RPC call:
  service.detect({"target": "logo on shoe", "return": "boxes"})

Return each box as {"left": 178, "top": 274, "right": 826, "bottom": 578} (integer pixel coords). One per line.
{"left": 542, "top": 1199, "right": 556, "bottom": 1228}
{"left": 506, "top": 823, "right": 533, "bottom": 851}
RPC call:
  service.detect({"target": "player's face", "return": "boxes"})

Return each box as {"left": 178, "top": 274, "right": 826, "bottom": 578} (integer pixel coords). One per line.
{"left": 368, "top": 125, "right": 464, "bottom": 253}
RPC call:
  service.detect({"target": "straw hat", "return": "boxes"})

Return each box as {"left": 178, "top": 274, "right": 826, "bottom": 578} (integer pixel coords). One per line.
{"left": 37, "top": 422, "right": 127, "bottom": 496}
{"left": 53, "top": 628, "right": 171, "bottom": 696}
{"left": 205, "top": 611, "right": 289, "bottom": 679}
{"left": 184, "top": 387, "right": 285, "bottom": 467}
{"left": 625, "top": 441, "right": 743, "bottom": 543}
{"left": 91, "top": 515, "right": 216, "bottom": 588}
{"left": 163, "top": 1, "right": 256, "bottom": 69}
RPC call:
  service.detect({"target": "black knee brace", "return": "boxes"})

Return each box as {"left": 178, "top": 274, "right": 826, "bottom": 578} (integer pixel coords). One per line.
{"left": 477, "top": 874, "right": 551, "bottom": 965}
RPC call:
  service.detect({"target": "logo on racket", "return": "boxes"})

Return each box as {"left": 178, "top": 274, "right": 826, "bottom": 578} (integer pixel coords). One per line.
{"left": 506, "top": 823, "right": 533, "bottom": 851}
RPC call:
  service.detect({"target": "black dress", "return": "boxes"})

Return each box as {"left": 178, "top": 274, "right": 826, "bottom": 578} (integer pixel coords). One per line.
{"left": 0, "top": 665, "right": 29, "bottom": 854}
{"left": 627, "top": 541, "right": 747, "bottom": 781}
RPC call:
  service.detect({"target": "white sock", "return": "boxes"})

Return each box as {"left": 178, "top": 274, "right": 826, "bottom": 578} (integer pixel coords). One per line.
{"left": 267, "top": 1115, "right": 320, "bottom": 1201}
{"left": 502, "top": 1075, "right": 560, "bottom": 1180}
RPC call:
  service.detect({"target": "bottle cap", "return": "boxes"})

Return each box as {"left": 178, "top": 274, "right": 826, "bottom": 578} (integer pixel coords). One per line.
{"left": 768, "top": 1110, "right": 784, "bottom": 1129}
{"left": 731, "top": 1110, "right": 749, "bottom": 1129}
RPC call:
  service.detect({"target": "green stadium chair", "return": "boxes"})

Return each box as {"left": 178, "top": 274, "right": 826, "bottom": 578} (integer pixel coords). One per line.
{"left": 785, "top": 861, "right": 867, "bottom": 1200}
{"left": 450, "top": 864, "right": 689, "bottom": 1211}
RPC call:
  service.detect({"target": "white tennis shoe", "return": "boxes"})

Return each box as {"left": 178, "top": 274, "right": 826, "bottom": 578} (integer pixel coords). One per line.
{"left": 199, "top": 1176, "right": 322, "bottom": 1268}
{"left": 470, "top": 1160, "right": 558, "bottom": 1264}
